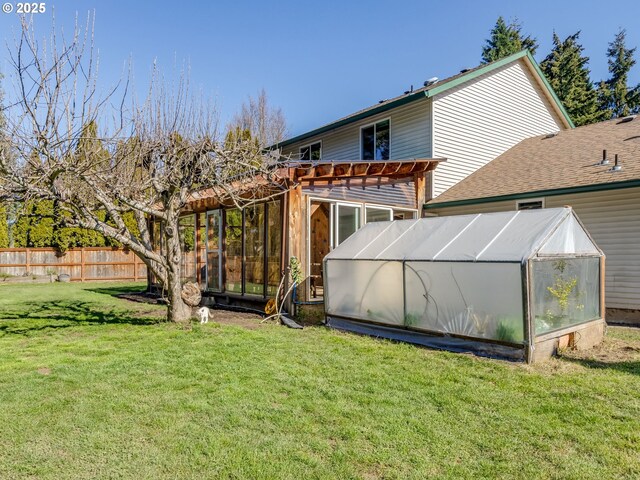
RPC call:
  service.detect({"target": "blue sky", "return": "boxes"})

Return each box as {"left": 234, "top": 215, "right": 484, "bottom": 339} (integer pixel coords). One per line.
{"left": 1, "top": 0, "right": 639, "bottom": 137}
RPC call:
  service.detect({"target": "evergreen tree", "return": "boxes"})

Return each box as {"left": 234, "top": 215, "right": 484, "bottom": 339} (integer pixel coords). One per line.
{"left": 541, "top": 32, "right": 603, "bottom": 126}
{"left": 28, "top": 200, "right": 55, "bottom": 247}
{"left": 11, "top": 205, "right": 30, "bottom": 247}
{"left": 598, "top": 29, "right": 640, "bottom": 118}
{"left": 0, "top": 204, "right": 9, "bottom": 248}
{"left": 482, "top": 16, "right": 538, "bottom": 63}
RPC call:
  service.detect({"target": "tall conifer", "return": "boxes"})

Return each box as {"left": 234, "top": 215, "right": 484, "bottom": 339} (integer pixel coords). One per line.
{"left": 482, "top": 17, "right": 538, "bottom": 63}
{"left": 598, "top": 29, "right": 640, "bottom": 118}
{"left": 541, "top": 32, "right": 603, "bottom": 126}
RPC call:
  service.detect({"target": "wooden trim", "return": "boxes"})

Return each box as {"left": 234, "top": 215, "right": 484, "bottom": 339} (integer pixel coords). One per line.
{"left": 600, "top": 256, "right": 606, "bottom": 320}
{"left": 534, "top": 318, "right": 606, "bottom": 343}
{"left": 292, "top": 159, "right": 442, "bottom": 183}
{"left": 195, "top": 211, "right": 201, "bottom": 286}
{"left": 414, "top": 172, "right": 426, "bottom": 210}
{"left": 523, "top": 261, "right": 534, "bottom": 364}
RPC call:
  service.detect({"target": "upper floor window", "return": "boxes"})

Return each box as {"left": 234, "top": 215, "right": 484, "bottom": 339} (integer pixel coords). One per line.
{"left": 361, "top": 119, "right": 390, "bottom": 160}
{"left": 300, "top": 142, "right": 321, "bottom": 161}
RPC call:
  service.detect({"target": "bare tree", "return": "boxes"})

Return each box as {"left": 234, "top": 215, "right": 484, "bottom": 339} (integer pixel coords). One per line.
{"left": 229, "top": 89, "right": 287, "bottom": 148}
{"left": 0, "top": 15, "right": 290, "bottom": 323}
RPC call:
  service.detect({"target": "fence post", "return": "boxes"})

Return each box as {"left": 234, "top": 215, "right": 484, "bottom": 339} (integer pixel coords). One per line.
{"left": 80, "top": 248, "right": 85, "bottom": 282}
{"left": 25, "top": 248, "right": 30, "bottom": 275}
{"left": 133, "top": 253, "right": 138, "bottom": 281}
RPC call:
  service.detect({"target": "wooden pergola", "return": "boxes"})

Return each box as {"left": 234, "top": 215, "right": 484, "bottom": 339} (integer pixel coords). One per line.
{"left": 287, "top": 158, "right": 444, "bottom": 211}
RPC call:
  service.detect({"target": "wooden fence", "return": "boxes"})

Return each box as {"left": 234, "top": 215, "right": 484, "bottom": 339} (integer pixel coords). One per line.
{"left": 0, "top": 247, "right": 147, "bottom": 282}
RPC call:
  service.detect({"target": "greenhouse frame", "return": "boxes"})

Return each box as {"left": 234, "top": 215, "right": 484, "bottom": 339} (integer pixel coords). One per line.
{"left": 324, "top": 207, "right": 605, "bottom": 362}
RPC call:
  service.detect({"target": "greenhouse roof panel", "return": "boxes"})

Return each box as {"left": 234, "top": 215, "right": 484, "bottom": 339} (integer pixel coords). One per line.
{"left": 325, "top": 207, "right": 601, "bottom": 263}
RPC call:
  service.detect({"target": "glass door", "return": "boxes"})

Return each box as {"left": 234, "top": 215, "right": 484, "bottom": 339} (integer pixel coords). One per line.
{"left": 206, "top": 210, "right": 222, "bottom": 291}
{"left": 335, "top": 203, "right": 361, "bottom": 246}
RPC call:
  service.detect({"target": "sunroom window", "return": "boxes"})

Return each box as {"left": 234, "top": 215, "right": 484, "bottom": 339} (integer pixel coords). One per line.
{"left": 361, "top": 119, "right": 390, "bottom": 160}
{"left": 365, "top": 206, "right": 392, "bottom": 223}
{"left": 214, "top": 200, "right": 281, "bottom": 297}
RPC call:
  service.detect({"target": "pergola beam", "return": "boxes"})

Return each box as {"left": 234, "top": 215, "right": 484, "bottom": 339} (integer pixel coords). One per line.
{"left": 291, "top": 158, "right": 445, "bottom": 183}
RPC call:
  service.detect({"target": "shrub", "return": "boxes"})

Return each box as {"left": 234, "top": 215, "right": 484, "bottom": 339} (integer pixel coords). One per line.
{"left": 0, "top": 204, "right": 9, "bottom": 248}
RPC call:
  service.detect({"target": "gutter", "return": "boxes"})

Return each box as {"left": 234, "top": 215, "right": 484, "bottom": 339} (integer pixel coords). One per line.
{"left": 424, "top": 179, "right": 640, "bottom": 210}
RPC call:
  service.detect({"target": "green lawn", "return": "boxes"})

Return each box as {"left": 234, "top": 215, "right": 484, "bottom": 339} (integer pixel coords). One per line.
{"left": 0, "top": 282, "right": 639, "bottom": 479}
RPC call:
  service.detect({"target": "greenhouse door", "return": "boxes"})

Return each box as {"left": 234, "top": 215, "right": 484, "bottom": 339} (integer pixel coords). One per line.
{"left": 206, "top": 210, "right": 222, "bottom": 291}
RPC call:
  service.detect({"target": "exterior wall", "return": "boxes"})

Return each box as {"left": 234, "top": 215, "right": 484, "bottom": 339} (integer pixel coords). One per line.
{"left": 427, "top": 186, "right": 640, "bottom": 310}
{"left": 431, "top": 59, "right": 565, "bottom": 197}
{"left": 302, "top": 178, "right": 417, "bottom": 209}
{"left": 280, "top": 97, "right": 432, "bottom": 161}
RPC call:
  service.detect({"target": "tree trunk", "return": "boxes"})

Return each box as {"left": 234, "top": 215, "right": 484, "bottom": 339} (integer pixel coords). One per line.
{"left": 163, "top": 213, "right": 192, "bottom": 324}
{"left": 166, "top": 270, "right": 192, "bottom": 323}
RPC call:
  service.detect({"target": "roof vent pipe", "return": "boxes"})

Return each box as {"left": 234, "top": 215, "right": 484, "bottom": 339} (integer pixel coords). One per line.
{"left": 600, "top": 149, "right": 609, "bottom": 165}
{"left": 610, "top": 154, "right": 622, "bottom": 172}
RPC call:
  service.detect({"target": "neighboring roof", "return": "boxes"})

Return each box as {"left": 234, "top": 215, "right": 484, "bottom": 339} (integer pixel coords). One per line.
{"left": 427, "top": 116, "right": 640, "bottom": 209}
{"left": 275, "top": 50, "right": 573, "bottom": 150}
{"left": 326, "top": 208, "right": 601, "bottom": 264}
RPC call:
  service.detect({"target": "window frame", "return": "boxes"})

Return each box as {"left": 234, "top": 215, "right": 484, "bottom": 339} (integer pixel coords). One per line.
{"left": 211, "top": 200, "right": 282, "bottom": 299}
{"left": 335, "top": 202, "right": 362, "bottom": 247}
{"left": 365, "top": 205, "right": 393, "bottom": 223}
{"left": 205, "top": 209, "right": 223, "bottom": 292}
{"left": 299, "top": 141, "right": 322, "bottom": 161}
{"left": 392, "top": 208, "right": 418, "bottom": 220}
{"left": 360, "top": 118, "right": 391, "bottom": 161}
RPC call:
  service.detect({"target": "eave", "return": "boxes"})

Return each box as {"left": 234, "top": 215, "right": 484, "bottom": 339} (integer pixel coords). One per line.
{"left": 424, "top": 178, "right": 640, "bottom": 210}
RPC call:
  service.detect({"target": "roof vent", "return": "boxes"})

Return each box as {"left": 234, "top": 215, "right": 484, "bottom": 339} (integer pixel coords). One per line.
{"left": 460, "top": 68, "right": 470, "bottom": 74}
{"left": 544, "top": 132, "right": 558, "bottom": 139}
{"left": 609, "top": 154, "right": 622, "bottom": 172}
{"left": 378, "top": 99, "right": 386, "bottom": 104}
{"left": 619, "top": 115, "right": 637, "bottom": 123}
{"left": 599, "top": 149, "right": 610, "bottom": 165}
{"left": 423, "top": 77, "right": 439, "bottom": 87}
{"left": 403, "top": 85, "right": 414, "bottom": 95}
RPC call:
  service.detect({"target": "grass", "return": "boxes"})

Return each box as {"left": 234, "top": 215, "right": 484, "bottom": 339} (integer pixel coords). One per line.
{"left": 0, "top": 282, "right": 639, "bottom": 479}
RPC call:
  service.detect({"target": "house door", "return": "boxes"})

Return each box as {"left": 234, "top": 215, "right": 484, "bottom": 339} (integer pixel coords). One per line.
{"left": 206, "top": 210, "right": 222, "bottom": 291}
{"left": 309, "top": 201, "right": 332, "bottom": 298}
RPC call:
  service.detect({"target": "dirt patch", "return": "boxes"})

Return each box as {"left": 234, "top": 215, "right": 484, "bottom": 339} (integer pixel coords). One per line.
{"left": 115, "top": 291, "right": 267, "bottom": 328}
{"left": 607, "top": 308, "right": 640, "bottom": 326}
{"left": 560, "top": 331, "right": 640, "bottom": 364}
{"left": 115, "top": 292, "right": 163, "bottom": 305}
{"left": 37, "top": 367, "right": 51, "bottom": 375}
{"left": 206, "top": 308, "right": 265, "bottom": 330}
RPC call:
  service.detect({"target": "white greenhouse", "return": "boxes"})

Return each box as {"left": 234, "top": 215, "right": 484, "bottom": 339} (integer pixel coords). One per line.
{"left": 324, "top": 208, "right": 605, "bottom": 362}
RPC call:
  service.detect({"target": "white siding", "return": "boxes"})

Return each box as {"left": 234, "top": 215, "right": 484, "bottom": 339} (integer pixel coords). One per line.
{"left": 431, "top": 59, "right": 565, "bottom": 197}
{"left": 303, "top": 179, "right": 416, "bottom": 208}
{"left": 428, "top": 187, "right": 640, "bottom": 310}
{"left": 281, "top": 97, "right": 432, "bottom": 161}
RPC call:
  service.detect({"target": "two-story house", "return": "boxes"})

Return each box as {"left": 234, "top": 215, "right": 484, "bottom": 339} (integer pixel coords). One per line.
{"left": 160, "top": 50, "right": 572, "bottom": 308}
